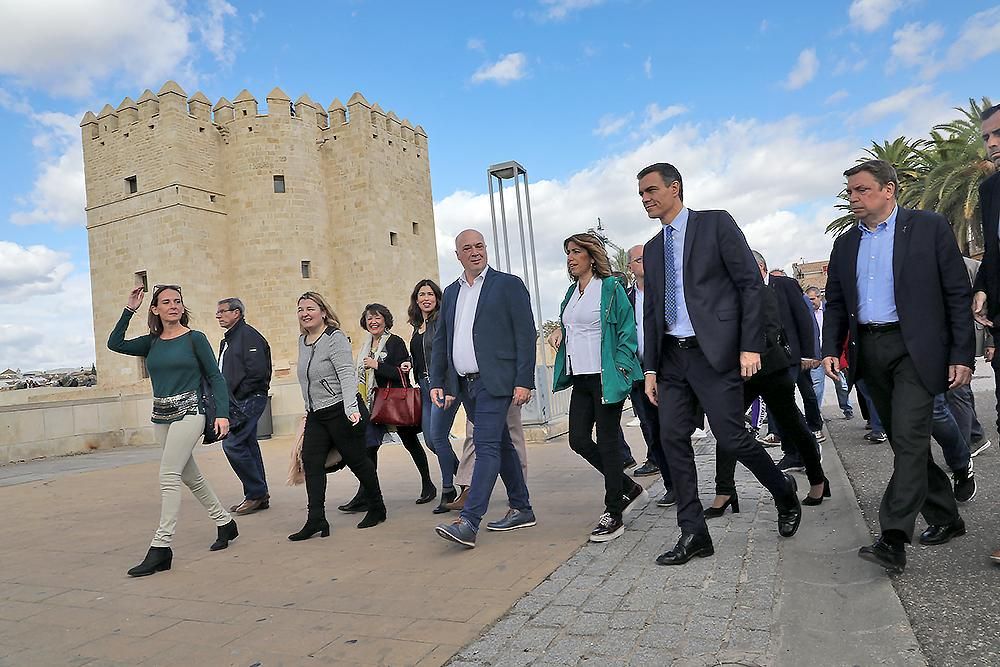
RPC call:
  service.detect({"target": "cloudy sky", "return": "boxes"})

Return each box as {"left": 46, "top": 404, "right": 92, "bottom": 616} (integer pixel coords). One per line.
{"left": 1, "top": 0, "right": 998, "bottom": 370}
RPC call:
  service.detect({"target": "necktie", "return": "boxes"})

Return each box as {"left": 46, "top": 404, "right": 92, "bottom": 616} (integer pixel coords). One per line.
{"left": 663, "top": 225, "right": 677, "bottom": 328}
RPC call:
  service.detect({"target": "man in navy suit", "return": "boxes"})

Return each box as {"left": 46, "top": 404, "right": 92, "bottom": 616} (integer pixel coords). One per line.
{"left": 431, "top": 229, "right": 537, "bottom": 548}
{"left": 823, "top": 159, "right": 973, "bottom": 574}
{"left": 637, "top": 162, "right": 801, "bottom": 566}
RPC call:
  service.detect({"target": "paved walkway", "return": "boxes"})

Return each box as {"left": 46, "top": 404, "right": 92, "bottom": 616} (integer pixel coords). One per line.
{"left": 0, "top": 408, "right": 927, "bottom": 666}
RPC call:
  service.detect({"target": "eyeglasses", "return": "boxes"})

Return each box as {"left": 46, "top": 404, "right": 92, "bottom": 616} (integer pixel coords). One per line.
{"left": 215, "top": 308, "right": 234, "bottom": 315}
{"left": 153, "top": 284, "right": 182, "bottom": 293}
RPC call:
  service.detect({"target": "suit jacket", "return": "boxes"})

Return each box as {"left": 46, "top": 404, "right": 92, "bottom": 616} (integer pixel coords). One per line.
{"left": 769, "top": 275, "right": 818, "bottom": 362}
{"left": 822, "top": 207, "right": 975, "bottom": 396}
{"left": 973, "top": 172, "right": 1000, "bottom": 321}
{"left": 430, "top": 267, "right": 537, "bottom": 398}
{"left": 642, "top": 209, "right": 764, "bottom": 374}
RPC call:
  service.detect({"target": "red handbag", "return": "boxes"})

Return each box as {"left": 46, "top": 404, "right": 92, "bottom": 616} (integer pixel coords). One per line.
{"left": 370, "top": 368, "right": 422, "bottom": 427}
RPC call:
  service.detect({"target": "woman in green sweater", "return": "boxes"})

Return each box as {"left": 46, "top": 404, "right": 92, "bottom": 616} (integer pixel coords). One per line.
{"left": 108, "top": 284, "right": 237, "bottom": 577}
{"left": 551, "top": 233, "right": 646, "bottom": 543}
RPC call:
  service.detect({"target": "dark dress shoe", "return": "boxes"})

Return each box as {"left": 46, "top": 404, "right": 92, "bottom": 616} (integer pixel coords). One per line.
{"left": 656, "top": 532, "right": 714, "bottom": 566}
{"left": 919, "top": 519, "right": 966, "bottom": 545}
{"left": 210, "top": 519, "right": 239, "bottom": 551}
{"left": 127, "top": 546, "right": 172, "bottom": 577}
{"left": 632, "top": 460, "right": 660, "bottom": 477}
{"left": 338, "top": 492, "right": 369, "bottom": 513}
{"left": 858, "top": 538, "right": 906, "bottom": 574}
{"left": 416, "top": 482, "right": 437, "bottom": 505}
{"left": 776, "top": 474, "right": 802, "bottom": 538}
{"left": 434, "top": 488, "right": 457, "bottom": 514}
{"left": 234, "top": 498, "right": 268, "bottom": 515}
{"left": 704, "top": 493, "right": 739, "bottom": 518}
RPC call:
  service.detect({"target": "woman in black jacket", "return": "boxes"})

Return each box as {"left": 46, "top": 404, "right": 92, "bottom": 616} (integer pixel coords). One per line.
{"left": 338, "top": 303, "right": 436, "bottom": 512}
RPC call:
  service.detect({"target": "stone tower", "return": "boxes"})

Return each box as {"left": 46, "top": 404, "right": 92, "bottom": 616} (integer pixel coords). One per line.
{"left": 81, "top": 82, "right": 439, "bottom": 391}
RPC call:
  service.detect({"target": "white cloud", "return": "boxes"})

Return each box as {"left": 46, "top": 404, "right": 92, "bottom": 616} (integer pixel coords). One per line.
{"left": 0, "top": 273, "right": 95, "bottom": 370}
{"left": 825, "top": 90, "right": 849, "bottom": 105}
{"left": 641, "top": 103, "right": 687, "bottom": 131}
{"left": 643, "top": 56, "right": 652, "bottom": 79}
{"left": 848, "top": 0, "right": 902, "bottom": 32}
{"left": 833, "top": 56, "right": 868, "bottom": 76}
{"left": 933, "top": 7, "right": 1000, "bottom": 75}
{"left": 889, "top": 22, "right": 943, "bottom": 71}
{"left": 539, "top": 0, "right": 604, "bottom": 20}
{"left": 9, "top": 111, "right": 86, "bottom": 228}
{"left": 783, "top": 48, "right": 819, "bottom": 90}
{"left": 594, "top": 113, "right": 633, "bottom": 137}
{"left": 0, "top": 0, "right": 239, "bottom": 97}
{"left": 434, "top": 116, "right": 858, "bottom": 321}
{"left": 853, "top": 84, "right": 954, "bottom": 138}
{"left": 0, "top": 242, "right": 74, "bottom": 302}
{"left": 856, "top": 84, "right": 932, "bottom": 124}
{"left": 467, "top": 37, "right": 486, "bottom": 52}
{"left": 471, "top": 53, "right": 528, "bottom": 85}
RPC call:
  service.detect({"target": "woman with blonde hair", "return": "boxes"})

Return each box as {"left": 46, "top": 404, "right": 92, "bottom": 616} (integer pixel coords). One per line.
{"left": 550, "top": 234, "right": 646, "bottom": 543}
{"left": 108, "top": 284, "right": 236, "bottom": 577}
{"left": 292, "top": 291, "right": 386, "bottom": 539}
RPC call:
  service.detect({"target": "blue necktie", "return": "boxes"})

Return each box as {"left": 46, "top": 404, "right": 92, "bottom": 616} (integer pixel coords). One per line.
{"left": 663, "top": 225, "right": 677, "bottom": 328}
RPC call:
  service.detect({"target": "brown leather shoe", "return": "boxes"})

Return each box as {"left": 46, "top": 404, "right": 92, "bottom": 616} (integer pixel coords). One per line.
{"left": 444, "top": 486, "right": 468, "bottom": 511}
{"left": 229, "top": 501, "right": 243, "bottom": 512}
{"left": 234, "top": 498, "right": 269, "bottom": 515}
{"left": 991, "top": 547, "right": 1000, "bottom": 563}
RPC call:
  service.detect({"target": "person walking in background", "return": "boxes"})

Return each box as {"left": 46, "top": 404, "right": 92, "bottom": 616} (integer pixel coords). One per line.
{"left": 823, "top": 160, "right": 973, "bottom": 574}
{"left": 805, "top": 286, "right": 854, "bottom": 420}
{"left": 342, "top": 303, "right": 436, "bottom": 513}
{"left": 432, "top": 229, "right": 537, "bottom": 549}
{"left": 109, "top": 285, "right": 237, "bottom": 577}
{"left": 215, "top": 297, "right": 272, "bottom": 516}
{"left": 636, "top": 162, "right": 802, "bottom": 567}
{"left": 550, "top": 233, "right": 646, "bottom": 542}
{"left": 292, "top": 292, "right": 386, "bottom": 539}
{"left": 406, "top": 279, "right": 463, "bottom": 513}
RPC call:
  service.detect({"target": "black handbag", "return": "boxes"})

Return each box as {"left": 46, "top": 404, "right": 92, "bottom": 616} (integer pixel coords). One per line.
{"left": 189, "top": 334, "right": 221, "bottom": 444}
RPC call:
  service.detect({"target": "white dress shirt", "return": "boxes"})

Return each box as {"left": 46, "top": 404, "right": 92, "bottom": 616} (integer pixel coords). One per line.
{"left": 218, "top": 341, "right": 228, "bottom": 372}
{"left": 563, "top": 277, "right": 602, "bottom": 375}
{"left": 634, "top": 286, "right": 645, "bottom": 358}
{"left": 452, "top": 266, "right": 489, "bottom": 375}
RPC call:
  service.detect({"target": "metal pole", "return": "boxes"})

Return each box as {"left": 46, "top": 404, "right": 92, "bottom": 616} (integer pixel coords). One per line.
{"left": 513, "top": 172, "right": 531, "bottom": 289}
{"left": 487, "top": 172, "right": 500, "bottom": 256}
{"left": 522, "top": 171, "right": 545, "bottom": 336}
{"left": 497, "top": 180, "right": 512, "bottom": 272}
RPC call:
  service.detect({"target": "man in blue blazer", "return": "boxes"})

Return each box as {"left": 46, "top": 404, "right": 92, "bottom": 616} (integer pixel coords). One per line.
{"left": 638, "top": 162, "right": 802, "bottom": 566}
{"left": 431, "top": 229, "right": 538, "bottom": 548}
{"left": 823, "top": 159, "right": 973, "bottom": 574}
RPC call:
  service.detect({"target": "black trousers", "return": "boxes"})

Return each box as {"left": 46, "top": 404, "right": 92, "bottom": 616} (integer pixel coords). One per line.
{"left": 716, "top": 367, "right": 825, "bottom": 496}
{"left": 658, "top": 339, "right": 793, "bottom": 537}
{"left": 772, "top": 367, "right": 823, "bottom": 452}
{"left": 302, "top": 403, "right": 384, "bottom": 517}
{"left": 630, "top": 379, "right": 673, "bottom": 489}
{"left": 568, "top": 374, "right": 631, "bottom": 519}
{"left": 858, "top": 328, "right": 959, "bottom": 544}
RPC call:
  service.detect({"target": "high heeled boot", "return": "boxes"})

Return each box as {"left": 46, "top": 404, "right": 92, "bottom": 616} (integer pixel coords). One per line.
{"left": 127, "top": 546, "right": 173, "bottom": 577}
{"left": 288, "top": 512, "right": 331, "bottom": 541}
{"left": 210, "top": 519, "right": 239, "bottom": 551}
{"left": 357, "top": 503, "right": 387, "bottom": 529}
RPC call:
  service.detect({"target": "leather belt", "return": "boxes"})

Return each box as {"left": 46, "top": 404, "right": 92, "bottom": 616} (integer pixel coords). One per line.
{"left": 665, "top": 334, "right": 699, "bottom": 349}
{"left": 858, "top": 322, "right": 900, "bottom": 333}
{"left": 461, "top": 372, "right": 481, "bottom": 381}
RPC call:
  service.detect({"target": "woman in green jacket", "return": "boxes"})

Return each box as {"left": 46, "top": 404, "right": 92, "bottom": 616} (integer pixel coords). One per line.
{"left": 108, "top": 284, "right": 236, "bottom": 577}
{"left": 552, "top": 233, "right": 646, "bottom": 543}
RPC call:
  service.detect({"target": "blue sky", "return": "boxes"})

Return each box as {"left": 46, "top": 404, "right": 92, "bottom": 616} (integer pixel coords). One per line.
{"left": 1, "top": 0, "right": 999, "bottom": 369}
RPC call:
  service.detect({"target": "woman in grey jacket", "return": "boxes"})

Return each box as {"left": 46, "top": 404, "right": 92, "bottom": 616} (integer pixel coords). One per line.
{"left": 291, "top": 292, "right": 386, "bottom": 540}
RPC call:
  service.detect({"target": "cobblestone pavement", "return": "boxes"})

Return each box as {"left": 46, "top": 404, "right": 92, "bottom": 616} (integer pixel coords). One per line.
{"left": 448, "top": 425, "right": 923, "bottom": 667}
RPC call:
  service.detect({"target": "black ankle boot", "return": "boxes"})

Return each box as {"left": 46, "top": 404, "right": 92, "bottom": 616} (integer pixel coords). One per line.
{"left": 127, "top": 546, "right": 173, "bottom": 577}
{"left": 416, "top": 481, "right": 437, "bottom": 505}
{"left": 357, "top": 504, "right": 386, "bottom": 529}
{"left": 210, "top": 519, "right": 239, "bottom": 551}
{"left": 288, "top": 515, "right": 331, "bottom": 541}
{"left": 434, "top": 488, "right": 457, "bottom": 514}
{"left": 338, "top": 489, "right": 369, "bottom": 513}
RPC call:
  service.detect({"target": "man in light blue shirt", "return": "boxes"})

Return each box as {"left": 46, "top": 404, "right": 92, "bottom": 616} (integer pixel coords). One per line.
{"left": 856, "top": 206, "right": 899, "bottom": 324}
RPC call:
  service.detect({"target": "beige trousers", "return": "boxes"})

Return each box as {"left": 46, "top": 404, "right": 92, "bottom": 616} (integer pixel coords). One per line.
{"left": 455, "top": 403, "right": 527, "bottom": 487}
{"left": 151, "top": 413, "right": 231, "bottom": 547}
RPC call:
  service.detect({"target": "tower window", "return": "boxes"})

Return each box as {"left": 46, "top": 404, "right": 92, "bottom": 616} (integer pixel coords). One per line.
{"left": 301, "top": 260, "right": 311, "bottom": 279}
{"left": 135, "top": 271, "right": 148, "bottom": 292}
{"left": 412, "top": 222, "right": 419, "bottom": 235}
{"left": 273, "top": 175, "right": 285, "bottom": 193}
{"left": 125, "top": 176, "right": 137, "bottom": 194}
{"left": 389, "top": 232, "right": 398, "bottom": 246}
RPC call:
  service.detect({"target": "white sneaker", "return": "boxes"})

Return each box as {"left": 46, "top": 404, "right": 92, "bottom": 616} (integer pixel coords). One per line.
{"left": 971, "top": 438, "right": 992, "bottom": 457}
{"left": 813, "top": 430, "right": 827, "bottom": 443}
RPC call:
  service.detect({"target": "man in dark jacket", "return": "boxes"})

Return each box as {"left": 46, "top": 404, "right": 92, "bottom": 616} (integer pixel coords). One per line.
{"left": 216, "top": 297, "right": 273, "bottom": 515}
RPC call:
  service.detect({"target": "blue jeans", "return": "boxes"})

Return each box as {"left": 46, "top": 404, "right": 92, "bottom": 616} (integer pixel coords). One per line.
{"left": 810, "top": 365, "right": 826, "bottom": 408}
{"left": 458, "top": 376, "right": 531, "bottom": 531}
{"left": 855, "top": 379, "right": 883, "bottom": 433}
{"left": 932, "top": 393, "right": 970, "bottom": 473}
{"left": 834, "top": 371, "right": 854, "bottom": 414}
{"left": 419, "top": 377, "right": 460, "bottom": 489}
{"left": 222, "top": 394, "right": 269, "bottom": 499}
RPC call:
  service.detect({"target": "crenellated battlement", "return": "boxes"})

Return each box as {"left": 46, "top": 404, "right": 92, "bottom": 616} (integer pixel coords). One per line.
{"left": 80, "top": 81, "right": 428, "bottom": 150}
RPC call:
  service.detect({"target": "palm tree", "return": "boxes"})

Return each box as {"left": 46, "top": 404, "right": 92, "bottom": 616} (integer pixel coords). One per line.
{"left": 611, "top": 247, "right": 630, "bottom": 279}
